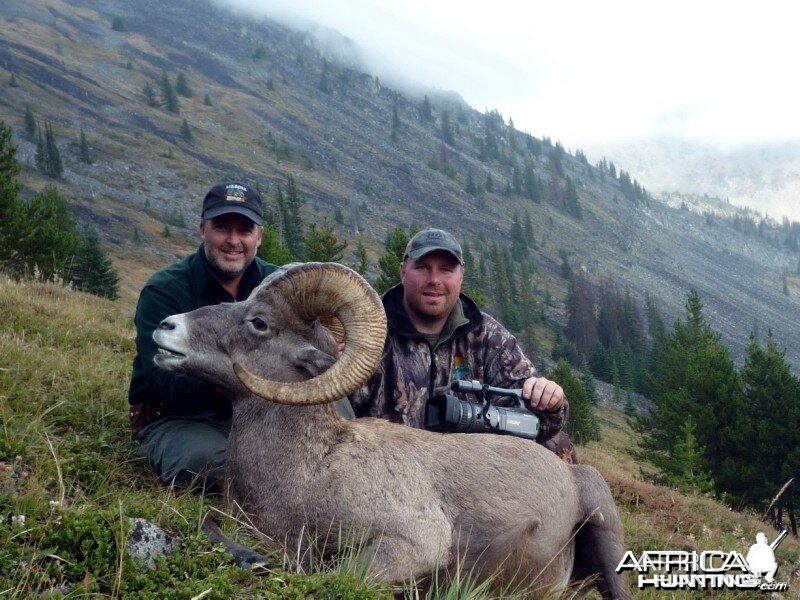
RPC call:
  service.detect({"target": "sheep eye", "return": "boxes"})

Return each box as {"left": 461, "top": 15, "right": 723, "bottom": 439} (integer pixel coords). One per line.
{"left": 251, "top": 317, "right": 269, "bottom": 332}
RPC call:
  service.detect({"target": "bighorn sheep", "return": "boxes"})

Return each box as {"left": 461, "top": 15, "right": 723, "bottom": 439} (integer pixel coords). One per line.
{"left": 153, "top": 262, "right": 629, "bottom": 598}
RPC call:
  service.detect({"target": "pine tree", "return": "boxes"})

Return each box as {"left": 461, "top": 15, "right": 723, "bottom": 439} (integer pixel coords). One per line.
{"left": 69, "top": 229, "right": 119, "bottom": 299}
{"left": 635, "top": 290, "right": 743, "bottom": 487}
{"left": 354, "top": 241, "right": 369, "bottom": 275}
{"left": 162, "top": 223, "right": 171, "bottom": 237}
{"left": 79, "top": 127, "right": 92, "bottom": 164}
{"left": 24, "top": 105, "right": 36, "bottom": 139}
{"left": 715, "top": 331, "right": 800, "bottom": 509}
{"left": 465, "top": 172, "right": 477, "bottom": 196}
{"left": 510, "top": 214, "right": 528, "bottom": 262}
{"left": 160, "top": 71, "right": 179, "bottom": 114}
{"left": 485, "top": 172, "right": 494, "bottom": 193}
{"left": 257, "top": 223, "right": 293, "bottom": 265}
{"left": 111, "top": 16, "right": 126, "bottom": 31}
{"left": 37, "top": 121, "right": 63, "bottom": 178}
{"left": 15, "top": 186, "right": 79, "bottom": 282}
{"left": 551, "top": 359, "right": 600, "bottom": 444}
{"left": 390, "top": 104, "right": 400, "bottom": 142}
{"left": 8, "top": 73, "right": 19, "bottom": 88}
{"left": 375, "top": 226, "right": 411, "bottom": 294}
{"left": 440, "top": 111, "right": 454, "bottom": 145}
{"left": 180, "top": 118, "right": 193, "bottom": 143}
{"left": 565, "top": 271, "right": 598, "bottom": 363}
{"left": 175, "top": 71, "right": 193, "bottom": 97}
{"left": 668, "top": 416, "right": 713, "bottom": 493}
{"left": 420, "top": 95, "right": 433, "bottom": 122}
{"left": 278, "top": 176, "right": 304, "bottom": 257}
{"left": 143, "top": 83, "right": 159, "bottom": 107}
{"left": 0, "top": 121, "right": 22, "bottom": 272}
{"left": 304, "top": 218, "right": 347, "bottom": 262}
{"left": 203, "top": 93, "right": 213, "bottom": 106}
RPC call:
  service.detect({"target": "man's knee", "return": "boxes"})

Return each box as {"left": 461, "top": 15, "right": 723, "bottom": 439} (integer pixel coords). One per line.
{"left": 137, "top": 417, "right": 229, "bottom": 489}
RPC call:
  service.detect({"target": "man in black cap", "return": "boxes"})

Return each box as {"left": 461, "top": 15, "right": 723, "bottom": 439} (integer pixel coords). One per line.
{"left": 351, "top": 227, "right": 577, "bottom": 462}
{"left": 128, "top": 183, "right": 277, "bottom": 489}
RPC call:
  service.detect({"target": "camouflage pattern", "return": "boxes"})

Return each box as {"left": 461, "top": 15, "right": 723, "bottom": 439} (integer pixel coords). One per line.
{"left": 351, "top": 285, "right": 576, "bottom": 461}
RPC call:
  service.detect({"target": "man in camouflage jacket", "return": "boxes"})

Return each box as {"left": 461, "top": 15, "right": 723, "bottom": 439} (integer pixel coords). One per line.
{"left": 350, "top": 228, "right": 577, "bottom": 462}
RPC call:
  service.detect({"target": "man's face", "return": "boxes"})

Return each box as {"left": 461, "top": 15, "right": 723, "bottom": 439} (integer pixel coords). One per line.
{"left": 200, "top": 213, "right": 263, "bottom": 281}
{"left": 400, "top": 250, "right": 464, "bottom": 325}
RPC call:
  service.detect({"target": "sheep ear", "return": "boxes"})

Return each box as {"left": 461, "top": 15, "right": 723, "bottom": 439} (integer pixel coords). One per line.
{"left": 320, "top": 315, "right": 346, "bottom": 343}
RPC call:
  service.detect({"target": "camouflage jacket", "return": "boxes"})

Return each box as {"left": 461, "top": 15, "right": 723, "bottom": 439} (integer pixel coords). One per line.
{"left": 350, "top": 285, "right": 568, "bottom": 444}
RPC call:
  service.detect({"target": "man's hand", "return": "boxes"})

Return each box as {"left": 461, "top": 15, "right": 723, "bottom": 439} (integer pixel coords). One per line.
{"left": 522, "top": 377, "right": 564, "bottom": 412}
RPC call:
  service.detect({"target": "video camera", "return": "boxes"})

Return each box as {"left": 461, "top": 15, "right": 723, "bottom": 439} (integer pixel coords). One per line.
{"left": 424, "top": 380, "right": 540, "bottom": 441}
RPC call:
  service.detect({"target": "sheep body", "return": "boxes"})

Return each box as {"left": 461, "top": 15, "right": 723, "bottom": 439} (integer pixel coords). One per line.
{"left": 153, "top": 264, "right": 629, "bottom": 598}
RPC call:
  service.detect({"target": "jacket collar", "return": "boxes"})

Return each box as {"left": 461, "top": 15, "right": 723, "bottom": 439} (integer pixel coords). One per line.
{"left": 382, "top": 283, "right": 483, "bottom": 342}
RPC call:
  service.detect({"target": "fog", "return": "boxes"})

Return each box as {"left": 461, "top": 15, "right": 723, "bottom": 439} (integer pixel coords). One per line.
{"left": 216, "top": 0, "right": 800, "bottom": 151}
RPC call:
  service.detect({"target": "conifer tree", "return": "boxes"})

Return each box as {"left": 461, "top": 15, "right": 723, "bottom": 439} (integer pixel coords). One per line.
{"left": 550, "top": 359, "right": 600, "bottom": 444}
{"left": 46, "top": 122, "right": 63, "bottom": 177}
{"left": 715, "top": 331, "right": 800, "bottom": 509}
{"left": 668, "top": 416, "right": 714, "bottom": 493}
{"left": 485, "top": 172, "right": 494, "bottom": 193}
{"left": 565, "top": 271, "right": 597, "bottom": 363}
{"left": 278, "top": 176, "right": 304, "bottom": 257}
{"left": 354, "top": 241, "right": 369, "bottom": 275}
{"left": 510, "top": 214, "right": 528, "bottom": 262}
{"left": 465, "top": 172, "right": 477, "bottom": 196}
{"left": 375, "top": 226, "right": 411, "bottom": 294}
{"left": 635, "top": 290, "right": 743, "bottom": 487}
{"left": 15, "top": 186, "right": 78, "bottom": 281}
{"left": 203, "top": 93, "right": 213, "bottom": 106}
{"left": 175, "top": 71, "right": 193, "bottom": 97}
{"left": 180, "top": 118, "right": 193, "bottom": 143}
{"left": 390, "top": 104, "right": 400, "bottom": 142}
{"left": 420, "top": 95, "right": 433, "bottom": 122}
{"left": 69, "top": 229, "right": 119, "bottom": 299}
{"left": 160, "top": 71, "right": 179, "bottom": 114}
{"left": 24, "top": 105, "right": 36, "bottom": 139}
{"left": 79, "top": 127, "right": 92, "bottom": 164}
{"left": 8, "top": 73, "right": 19, "bottom": 87}
{"left": 143, "top": 83, "right": 159, "bottom": 107}
{"left": 304, "top": 218, "right": 347, "bottom": 262}
{"left": 440, "top": 110, "right": 454, "bottom": 145}
{"left": 0, "top": 121, "right": 22, "bottom": 272}
{"left": 257, "top": 223, "right": 293, "bottom": 265}
{"left": 162, "top": 223, "right": 171, "bottom": 237}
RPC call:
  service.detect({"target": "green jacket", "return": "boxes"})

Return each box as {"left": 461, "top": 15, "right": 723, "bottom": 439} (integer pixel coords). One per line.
{"left": 128, "top": 246, "right": 277, "bottom": 421}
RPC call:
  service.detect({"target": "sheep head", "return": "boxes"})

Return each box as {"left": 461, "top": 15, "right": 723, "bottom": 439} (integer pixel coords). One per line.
{"left": 153, "top": 262, "right": 387, "bottom": 404}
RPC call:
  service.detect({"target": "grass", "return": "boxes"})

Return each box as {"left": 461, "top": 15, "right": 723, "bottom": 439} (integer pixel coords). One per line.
{"left": 1, "top": 276, "right": 798, "bottom": 598}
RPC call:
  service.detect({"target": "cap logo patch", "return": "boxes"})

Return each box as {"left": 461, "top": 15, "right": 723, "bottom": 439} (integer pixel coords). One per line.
{"left": 225, "top": 183, "right": 248, "bottom": 202}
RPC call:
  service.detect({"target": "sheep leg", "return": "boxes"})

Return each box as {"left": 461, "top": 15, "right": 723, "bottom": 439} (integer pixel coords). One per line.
{"left": 360, "top": 529, "right": 452, "bottom": 587}
{"left": 572, "top": 465, "right": 631, "bottom": 600}
{"left": 471, "top": 517, "right": 574, "bottom": 595}
{"left": 201, "top": 512, "right": 269, "bottom": 569}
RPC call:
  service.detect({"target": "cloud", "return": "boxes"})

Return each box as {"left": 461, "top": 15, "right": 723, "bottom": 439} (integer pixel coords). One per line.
{"left": 215, "top": 0, "right": 800, "bottom": 148}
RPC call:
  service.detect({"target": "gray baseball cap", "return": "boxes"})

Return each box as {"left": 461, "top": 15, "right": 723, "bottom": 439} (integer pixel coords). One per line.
{"left": 403, "top": 228, "right": 464, "bottom": 265}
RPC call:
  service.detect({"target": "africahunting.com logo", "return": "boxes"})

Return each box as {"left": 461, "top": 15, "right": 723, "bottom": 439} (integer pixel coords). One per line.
{"left": 616, "top": 530, "right": 789, "bottom": 592}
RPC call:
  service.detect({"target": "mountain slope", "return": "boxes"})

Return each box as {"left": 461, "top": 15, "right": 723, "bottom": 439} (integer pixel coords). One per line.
{"left": 1, "top": 0, "right": 800, "bottom": 370}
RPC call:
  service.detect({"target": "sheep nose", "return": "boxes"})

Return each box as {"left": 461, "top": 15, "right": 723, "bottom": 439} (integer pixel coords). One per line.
{"left": 158, "top": 317, "right": 177, "bottom": 330}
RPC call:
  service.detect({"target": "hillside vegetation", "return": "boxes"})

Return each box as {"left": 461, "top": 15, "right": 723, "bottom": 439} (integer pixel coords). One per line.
{"left": 2, "top": 277, "right": 799, "bottom": 597}
{"left": 1, "top": 0, "right": 800, "bottom": 371}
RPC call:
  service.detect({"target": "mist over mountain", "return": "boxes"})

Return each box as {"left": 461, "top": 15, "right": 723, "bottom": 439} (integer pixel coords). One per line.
{"left": 586, "top": 136, "right": 800, "bottom": 221}
{"left": 1, "top": 0, "right": 800, "bottom": 372}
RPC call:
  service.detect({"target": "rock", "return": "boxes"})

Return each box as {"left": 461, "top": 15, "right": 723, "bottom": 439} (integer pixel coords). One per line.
{"left": 125, "top": 518, "right": 180, "bottom": 568}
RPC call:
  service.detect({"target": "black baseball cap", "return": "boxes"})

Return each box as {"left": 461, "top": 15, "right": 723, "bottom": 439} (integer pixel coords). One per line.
{"left": 403, "top": 228, "right": 464, "bottom": 265}
{"left": 201, "top": 183, "right": 263, "bottom": 225}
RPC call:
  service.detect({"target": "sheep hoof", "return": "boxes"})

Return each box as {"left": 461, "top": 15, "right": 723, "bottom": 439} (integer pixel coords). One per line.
{"left": 233, "top": 549, "right": 268, "bottom": 570}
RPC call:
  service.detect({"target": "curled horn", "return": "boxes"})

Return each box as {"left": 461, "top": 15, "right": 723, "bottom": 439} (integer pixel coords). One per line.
{"left": 233, "top": 263, "right": 386, "bottom": 405}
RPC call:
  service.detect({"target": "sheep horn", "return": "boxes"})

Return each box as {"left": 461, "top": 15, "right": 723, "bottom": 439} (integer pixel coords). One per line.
{"left": 233, "top": 262, "right": 386, "bottom": 405}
